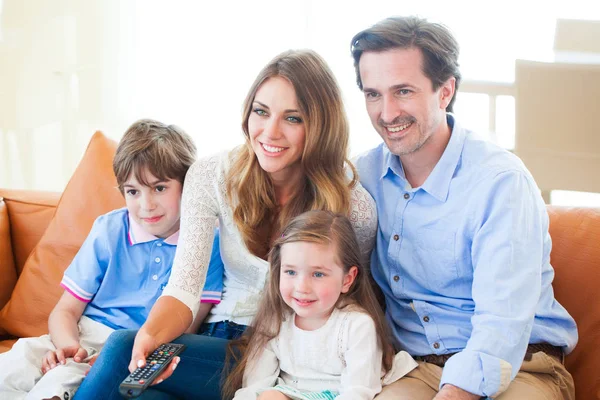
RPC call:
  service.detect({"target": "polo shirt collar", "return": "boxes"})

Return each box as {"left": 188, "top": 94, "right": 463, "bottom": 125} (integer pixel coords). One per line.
{"left": 127, "top": 214, "right": 179, "bottom": 245}
{"left": 380, "top": 114, "right": 466, "bottom": 202}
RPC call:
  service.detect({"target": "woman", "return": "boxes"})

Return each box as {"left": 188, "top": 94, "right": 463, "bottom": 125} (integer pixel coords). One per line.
{"left": 75, "top": 49, "right": 377, "bottom": 400}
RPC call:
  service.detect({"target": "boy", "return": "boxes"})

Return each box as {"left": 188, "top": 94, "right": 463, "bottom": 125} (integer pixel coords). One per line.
{"left": 0, "top": 119, "right": 224, "bottom": 400}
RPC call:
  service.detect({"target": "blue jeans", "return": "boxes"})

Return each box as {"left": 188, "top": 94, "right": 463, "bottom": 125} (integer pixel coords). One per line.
{"left": 74, "top": 321, "right": 247, "bottom": 400}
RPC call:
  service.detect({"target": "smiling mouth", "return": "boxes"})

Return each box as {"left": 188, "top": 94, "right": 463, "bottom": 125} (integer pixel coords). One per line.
{"left": 143, "top": 216, "right": 163, "bottom": 223}
{"left": 385, "top": 121, "right": 413, "bottom": 133}
{"left": 261, "top": 142, "right": 287, "bottom": 153}
{"left": 293, "top": 298, "right": 316, "bottom": 306}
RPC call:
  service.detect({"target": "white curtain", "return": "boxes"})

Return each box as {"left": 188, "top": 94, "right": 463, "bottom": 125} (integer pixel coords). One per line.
{"left": 1, "top": 0, "right": 599, "bottom": 191}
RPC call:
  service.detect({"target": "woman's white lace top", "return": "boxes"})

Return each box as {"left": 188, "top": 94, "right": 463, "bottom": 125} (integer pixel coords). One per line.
{"left": 162, "top": 151, "right": 377, "bottom": 325}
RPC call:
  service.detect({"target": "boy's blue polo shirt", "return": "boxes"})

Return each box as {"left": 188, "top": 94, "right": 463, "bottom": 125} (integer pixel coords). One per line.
{"left": 61, "top": 208, "right": 223, "bottom": 330}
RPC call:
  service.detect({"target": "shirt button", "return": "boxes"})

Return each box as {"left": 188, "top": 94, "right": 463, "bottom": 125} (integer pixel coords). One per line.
{"left": 152, "top": 274, "right": 158, "bottom": 281}
{"left": 404, "top": 193, "right": 410, "bottom": 199}
{"left": 393, "top": 234, "right": 399, "bottom": 241}
{"left": 156, "top": 242, "right": 162, "bottom": 247}
{"left": 423, "top": 316, "right": 430, "bottom": 322}
{"left": 154, "top": 257, "right": 161, "bottom": 263}
{"left": 393, "top": 275, "right": 400, "bottom": 282}
{"left": 433, "top": 342, "right": 440, "bottom": 349}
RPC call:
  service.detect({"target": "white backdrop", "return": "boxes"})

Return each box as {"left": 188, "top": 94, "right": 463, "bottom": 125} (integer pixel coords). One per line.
{"left": 1, "top": 0, "right": 599, "bottom": 200}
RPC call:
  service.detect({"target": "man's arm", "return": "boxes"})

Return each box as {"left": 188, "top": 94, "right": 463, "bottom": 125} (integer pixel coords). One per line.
{"left": 439, "top": 170, "right": 545, "bottom": 397}
{"left": 43, "top": 292, "right": 88, "bottom": 372}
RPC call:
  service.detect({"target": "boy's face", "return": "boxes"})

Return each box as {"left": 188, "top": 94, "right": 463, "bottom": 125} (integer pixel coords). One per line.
{"left": 122, "top": 168, "right": 183, "bottom": 239}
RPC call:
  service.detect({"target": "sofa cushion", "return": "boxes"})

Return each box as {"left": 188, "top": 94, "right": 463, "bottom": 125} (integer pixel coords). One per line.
{"left": 0, "top": 198, "right": 17, "bottom": 315}
{"left": 0, "top": 131, "right": 124, "bottom": 338}
{"left": 0, "top": 189, "right": 60, "bottom": 275}
{"left": 547, "top": 206, "right": 600, "bottom": 400}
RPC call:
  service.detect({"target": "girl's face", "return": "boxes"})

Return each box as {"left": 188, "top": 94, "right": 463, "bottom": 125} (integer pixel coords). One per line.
{"left": 279, "top": 241, "right": 357, "bottom": 331}
{"left": 248, "top": 76, "right": 306, "bottom": 183}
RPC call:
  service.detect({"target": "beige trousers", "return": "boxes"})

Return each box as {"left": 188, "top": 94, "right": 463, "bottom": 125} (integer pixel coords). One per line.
{"left": 0, "top": 316, "right": 114, "bottom": 400}
{"left": 376, "top": 352, "right": 575, "bottom": 400}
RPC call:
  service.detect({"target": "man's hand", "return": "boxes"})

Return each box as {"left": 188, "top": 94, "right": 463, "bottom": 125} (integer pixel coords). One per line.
{"left": 41, "top": 345, "right": 88, "bottom": 374}
{"left": 434, "top": 384, "right": 481, "bottom": 400}
{"left": 129, "top": 330, "right": 180, "bottom": 386}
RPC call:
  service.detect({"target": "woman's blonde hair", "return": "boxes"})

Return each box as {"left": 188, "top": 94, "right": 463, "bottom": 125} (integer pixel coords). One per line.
{"left": 226, "top": 50, "right": 357, "bottom": 258}
{"left": 222, "top": 211, "right": 394, "bottom": 399}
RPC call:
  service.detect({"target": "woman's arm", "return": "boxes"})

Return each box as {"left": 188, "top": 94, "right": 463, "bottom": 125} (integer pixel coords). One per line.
{"left": 185, "top": 303, "right": 213, "bottom": 334}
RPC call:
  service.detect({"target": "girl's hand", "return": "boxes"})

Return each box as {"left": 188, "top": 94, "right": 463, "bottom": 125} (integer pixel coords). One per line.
{"left": 41, "top": 346, "right": 88, "bottom": 374}
{"left": 129, "top": 330, "right": 180, "bottom": 386}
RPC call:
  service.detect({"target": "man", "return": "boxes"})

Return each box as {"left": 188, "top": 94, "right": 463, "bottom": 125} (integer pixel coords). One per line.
{"left": 352, "top": 16, "right": 578, "bottom": 400}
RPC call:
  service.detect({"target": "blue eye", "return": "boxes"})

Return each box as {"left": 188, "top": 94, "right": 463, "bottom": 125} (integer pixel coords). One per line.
{"left": 283, "top": 270, "right": 296, "bottom": 276}
{"left": 286, "top": 116, "right": 303, "bottom": 124}
{"left": 313, "top": 272, "right": 325, "bottom": 278}
{"left": 253, "top": 108, "right": 268, "bottom": 116}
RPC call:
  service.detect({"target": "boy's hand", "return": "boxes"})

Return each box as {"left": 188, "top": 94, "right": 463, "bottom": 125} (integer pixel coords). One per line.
{"left": 41, "top": 346, "right": 88, "bottom": 374}
{"left": 130, "top": 330, "right": 180, "bottom": 386}
{"left": 84, "top": 353, "right": 99, "bottom": 376}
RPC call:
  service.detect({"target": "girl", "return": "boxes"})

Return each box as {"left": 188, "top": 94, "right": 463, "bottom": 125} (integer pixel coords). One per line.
{"left": 76, "top": 50, "right": 379, "bottom": 400}
{"left": 224, "top": 210, "right": 417, "bottom": 400}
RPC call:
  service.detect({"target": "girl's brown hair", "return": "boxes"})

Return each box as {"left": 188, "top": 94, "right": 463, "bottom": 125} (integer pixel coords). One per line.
{"left": 113, "top": 119, "right": 196, "bottom": 192}
{"left": 222, "top": 210, "right": 394, "bottom": 399}
{"left": 226, "top": 50, "right": 357, "bottom": 259}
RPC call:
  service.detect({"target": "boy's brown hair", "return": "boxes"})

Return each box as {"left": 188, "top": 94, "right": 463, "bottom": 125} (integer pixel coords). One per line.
{"left": 113, "top": 119, "right": 196, "bottom": 192}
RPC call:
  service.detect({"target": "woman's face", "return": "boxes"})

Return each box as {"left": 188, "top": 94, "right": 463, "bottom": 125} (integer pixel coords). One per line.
{"left": 248, "top": 76, "right": 306, "bottom": 182}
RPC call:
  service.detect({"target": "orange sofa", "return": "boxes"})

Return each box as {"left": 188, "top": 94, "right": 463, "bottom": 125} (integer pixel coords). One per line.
{"left": 0, "top": 133, "right": 599, "bottom": 399}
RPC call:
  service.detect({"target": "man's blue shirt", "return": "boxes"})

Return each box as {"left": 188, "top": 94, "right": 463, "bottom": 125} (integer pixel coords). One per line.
{"left": 355, "top": 115, "right": 578, "bottom": 397}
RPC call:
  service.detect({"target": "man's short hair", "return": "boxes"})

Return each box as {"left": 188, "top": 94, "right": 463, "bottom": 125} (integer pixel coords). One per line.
{"left": 350, "top": 16, "right": 462, "bottom": 112}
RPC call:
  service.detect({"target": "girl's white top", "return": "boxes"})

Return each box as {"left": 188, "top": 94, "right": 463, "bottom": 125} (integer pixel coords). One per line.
{"left": 235, "top": 307, "right": 418, "bottom": 400}
{"left": 161, "top": 151, "right": 378, "bottom": 325}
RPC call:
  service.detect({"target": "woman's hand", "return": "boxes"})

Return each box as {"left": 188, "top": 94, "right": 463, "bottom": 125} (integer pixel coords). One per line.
{"left": 129, "top": 329, "right": 181, "bottom": 385}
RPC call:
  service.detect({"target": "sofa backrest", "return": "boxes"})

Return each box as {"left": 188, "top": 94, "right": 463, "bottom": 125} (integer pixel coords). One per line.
{"left": 547, "top": 205, "right": 600, "bottom": 400}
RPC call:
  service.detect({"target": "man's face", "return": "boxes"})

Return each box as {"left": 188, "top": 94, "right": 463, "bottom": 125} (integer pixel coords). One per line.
{"left": 358, "top": 47, "right": 454, "bottom": 157}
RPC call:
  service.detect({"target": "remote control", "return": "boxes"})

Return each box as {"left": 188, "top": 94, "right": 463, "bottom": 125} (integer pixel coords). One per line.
{"left": 118, "top": 342, "right": 186, "bottom": 398}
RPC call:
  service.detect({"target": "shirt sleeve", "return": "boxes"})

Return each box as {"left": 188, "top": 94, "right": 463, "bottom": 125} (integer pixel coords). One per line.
{"left": 200, "top": 228, "right": 223, "bottom": 304}
{"left": 348, "top": 183, "right": 378, "bottom": 266}
{"left": 162, "top": 155, "right": 222, "bottom": 319}
{"left": 60, "top": 215, "right": 110, "bottom": 303}
{"left": 234, "top": 341, "right": 280, "bottom": 400}
{"left": 440, "top": 170, "right": 547, "bottom": 397}
{"left": 337, "top": 312, "right": 383, "bottom": 400}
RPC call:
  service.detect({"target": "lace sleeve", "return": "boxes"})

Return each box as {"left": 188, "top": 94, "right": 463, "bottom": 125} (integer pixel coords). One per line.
{"left": 348, "top": 183, "right": 377, "bottom": 266}
{"left": 162, "top": 154, "right": 223, "bottom": 318}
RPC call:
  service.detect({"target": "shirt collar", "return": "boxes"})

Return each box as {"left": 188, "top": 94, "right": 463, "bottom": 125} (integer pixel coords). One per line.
{"left": 127, "top": 213, "right": 179, "bottom": 246}
{"left": 379, "top": 114, "right": 466, "bottom": 202}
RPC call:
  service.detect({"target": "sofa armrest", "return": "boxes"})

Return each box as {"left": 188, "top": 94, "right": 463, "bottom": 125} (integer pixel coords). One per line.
{"left": 0, "top": 189, "right": 61, "bottom": 275}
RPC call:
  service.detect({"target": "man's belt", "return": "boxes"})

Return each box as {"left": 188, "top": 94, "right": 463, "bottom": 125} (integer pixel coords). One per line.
{"left": 413, "top": 343, "right": 564, "bottom": 368}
